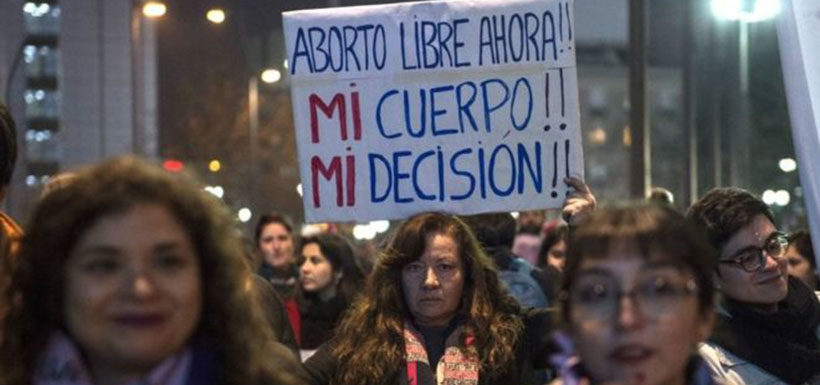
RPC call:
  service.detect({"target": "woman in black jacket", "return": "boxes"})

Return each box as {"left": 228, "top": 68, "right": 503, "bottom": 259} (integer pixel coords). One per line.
{"left": 295, "top": 233, "right": 363, "bottom": 360}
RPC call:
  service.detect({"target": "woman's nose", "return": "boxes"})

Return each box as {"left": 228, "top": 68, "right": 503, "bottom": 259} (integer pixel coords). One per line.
{"left": 422, "top": 268, "right": 439, "bottom": 288}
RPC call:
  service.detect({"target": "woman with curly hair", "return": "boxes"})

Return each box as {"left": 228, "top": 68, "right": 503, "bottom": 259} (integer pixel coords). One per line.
{"left": 0, "top": 156, "right": 303, "bottom": 385}
{"left": 302, "top": 212, "right": 554, "bottom": 385}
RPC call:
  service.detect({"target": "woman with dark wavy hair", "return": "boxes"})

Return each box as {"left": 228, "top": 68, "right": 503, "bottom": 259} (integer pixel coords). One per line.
{"left": 0, "top": 157, "right": 303, "bottom": 385}
{"left": 302, "top": 212, "right": 553, "bottom": 385}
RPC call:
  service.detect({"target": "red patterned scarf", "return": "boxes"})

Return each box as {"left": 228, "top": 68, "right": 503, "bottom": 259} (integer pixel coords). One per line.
{"left": 403, "top": 321, "right": 480, "bottom": 385}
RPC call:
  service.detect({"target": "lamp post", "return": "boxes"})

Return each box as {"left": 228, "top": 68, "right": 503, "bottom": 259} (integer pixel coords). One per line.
{"left": 711, "top": 0, "right": 781, "bottom": 187}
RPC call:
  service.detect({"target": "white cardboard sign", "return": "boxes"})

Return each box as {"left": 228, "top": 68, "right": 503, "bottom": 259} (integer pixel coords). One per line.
{"left": 283, "top": 0, "right": 583, "bottom": 222}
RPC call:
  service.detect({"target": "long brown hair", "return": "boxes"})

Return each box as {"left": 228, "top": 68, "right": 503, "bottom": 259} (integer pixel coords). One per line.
{"left": 0, "top": 156, "right": 300, "bottom": 385}
{"left": 330, "top": 212, "right": 523, "bottom": 385}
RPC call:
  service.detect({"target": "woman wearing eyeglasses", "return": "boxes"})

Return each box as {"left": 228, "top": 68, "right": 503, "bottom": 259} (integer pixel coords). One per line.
{"left": 552, "top": 205, "right": 718, "bottom": 385}
{"left": 688, "top": 187, "right": 820, "bottom": 385}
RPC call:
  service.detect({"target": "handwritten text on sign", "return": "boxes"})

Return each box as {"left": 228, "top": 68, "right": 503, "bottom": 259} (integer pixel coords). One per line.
{"left": 284, "top": 0, "right": 583, "bottom": 222}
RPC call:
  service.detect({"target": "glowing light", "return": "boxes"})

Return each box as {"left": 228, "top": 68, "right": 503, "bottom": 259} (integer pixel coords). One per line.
{"left": 711, "top": 0, "right": 781, "bottom": 22}
{"left": 588, "top": 127, "right": 607, "bottom": 145}
{"left": 261, "top": 69, "right": 281, "bottom": 84}
{"left": 204, "top": 185, "right": 224, "bottom": 199}
{"left": 206, "top": 8, "right": 226, "bottom": 24}
{"left": 778, "top": 158, "right": 797, "bottom": 173}
{"left": 762, "top": 190, "right": 777, "bottom": 205}
{"left": 353, "top": 224, "right": 377, "bottom": 241}
{"left": 774, "top": 190, "right": 790, "bottom": 206}
{"left": 162, "top": 159, "right": 184, "bottom": 172}
{"left": 238, "top": 208, "right": 252, "bottom": 222}
{"left": 296, "top": 183, "right": 303, "bottom": 197}
{"left": 371, "top": 220, "right": 390, "bottom": 233}
{"left": 142, "top": 2, "right": 167, "bottom": 18}
{"left": 208, "top": 159, "right": 221, "bottom": 172}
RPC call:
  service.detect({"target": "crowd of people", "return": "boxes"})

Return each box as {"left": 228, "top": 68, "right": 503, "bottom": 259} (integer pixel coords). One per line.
{"left": 1, "top": 98, "right": 819, "bottom": 385}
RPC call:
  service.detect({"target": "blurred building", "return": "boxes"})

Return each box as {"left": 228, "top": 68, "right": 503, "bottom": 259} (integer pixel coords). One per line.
{"left": 0, "top": 0, "right": 158, "bottom": 219}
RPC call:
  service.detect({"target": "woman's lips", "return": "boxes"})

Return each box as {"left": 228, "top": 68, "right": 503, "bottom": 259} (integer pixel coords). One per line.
{"left": 113, "top": 313, "right": 166, "bottom": 328}
{"left": 609, "top": 344, "right": 654, "bottom": 364}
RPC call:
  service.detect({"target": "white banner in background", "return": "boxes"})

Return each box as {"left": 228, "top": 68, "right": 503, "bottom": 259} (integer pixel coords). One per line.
{"left": 284, "top": 0, "right": 583, "bottom": 223}
{"left": 778, "top": 0, "right": 820, "bottom": 269}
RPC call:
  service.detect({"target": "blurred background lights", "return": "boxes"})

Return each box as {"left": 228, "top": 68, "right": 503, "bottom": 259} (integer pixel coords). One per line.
{"left": 762, "top": 189, "right": 776, "bottom": 205}
{"left": 774, "top": 189, "right": 790, "bottom": 206}
{"left": 296, "top": 183, "right": 303, "bottom": 197}
{"left": 260, "top": 68, "right": 281, "bottom": 84}
{"left": 204, "top": 185, "right": 224, "bottom": 198}
{"left": 371, "top": 220, "right": 390, "bottom": 233}
{"left": 208, "top": 159, "right": 221, "bottom": 172}
{"left": 206, "top": 8, "right": 226, "bottom": 24}
{"left": 238, "top": 207, "right": 252, "bottom": 223}
{"left": 778, "top": 157, "right": 797, "bottom": 172}
{"left": 711, "top": 0, "right": 781, "bottom": 22}
{"left": 353, "top": 224, "right": 377, "bottom": 241}
{"left": 142, "top": 1, "right": 167, "bottom": 18}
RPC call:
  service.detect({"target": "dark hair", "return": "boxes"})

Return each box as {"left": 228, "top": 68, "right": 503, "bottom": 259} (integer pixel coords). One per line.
{"left": 298, "top": 233, "right": 364, "bottom": 302}
{"left": 686, "top": 187, "right": 774, "bottom": 253}
{"left": 1, "top": 156, "right": 299, "bottom": 385}
{"left": 560, "top": 205, "right": 717, "bottom": 322}
{"left": 254, "top": 213, "right": 295, "bottom": 247}
{"left": 0, "top": 104, "right": 18, "bottom": 187}
{"left": 461, "top": 212, "right": 517, "bottom": 249}
{"left": 329, "top": 212, "right": 523, "bottom": 385}
{"left": 788, "top": 230, "right": 816, "bottom": 270}
{"left": 536, "top": 224, "right": 570, "bottom": 270}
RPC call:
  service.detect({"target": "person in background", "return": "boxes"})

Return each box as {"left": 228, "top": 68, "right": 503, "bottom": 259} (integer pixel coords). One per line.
{"left": 512, "top": 210, "right": 545, "bottom": 266}
{"left": 255, "top": 214, "right": 300, "bottom": 299}
{"left": 0, "top": 156, "right": 303, "bottom": 385}
{"left": 688, "top": 187, "right": 820, "bottom": 385}
{"left": 0, "top": 104, "right": 21, "bottom": 254}
{"left": 647, "top": 187, "right": 675, "bottom": 207}
{"left": 462, "top": 213, "right": 554, "bottom": 308}
{"left": 301, "top": 212, "right": 554, "bottom": 385}
{"left": 552, "top": 205, "right": 717, "bottom": 385}
{"left": 538, "top": 224, "right": 570, "bottom": 273}
{"left": 295, "top": 233, "right": 364, "bottom": 361}
{"left": 785, "top": 230, "right": 818, "bottom": 290}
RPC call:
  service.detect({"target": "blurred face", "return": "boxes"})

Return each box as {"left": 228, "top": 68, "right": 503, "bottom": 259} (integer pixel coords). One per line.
{"left": 569, "top": 244, "right": 712, "bottom": 385}
{"left": 258, "top": 223, "right": 295, "bottom": 269}
{"left": 547, "top": 240, "right": 567, "bottom": 272}
{"left": 299, "top": 243, "right": 336, "bottom": 293}
{"left": 518, "top": 210, "right": 545, "bottom": 230}
{"left": 785, "top": 245, "right": 817, "bottom": 289}
{"left": 402, "top": 233, "right": 465, "bottom": 327}
{"left": 716, "top": 215, "right": 788, "bottom": 311}
{"left": 64, "top": 204, "right": 202, "bottom": 376}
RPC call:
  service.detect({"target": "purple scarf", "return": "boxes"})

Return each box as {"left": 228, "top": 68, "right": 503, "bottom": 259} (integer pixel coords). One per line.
{"left": 34, "top": 333, "right": 192, "bottom": 385}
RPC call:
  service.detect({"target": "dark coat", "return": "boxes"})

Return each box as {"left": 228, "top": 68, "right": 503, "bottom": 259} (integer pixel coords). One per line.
{"left": 300, "top": 307, "right": 555, "bottom": 385}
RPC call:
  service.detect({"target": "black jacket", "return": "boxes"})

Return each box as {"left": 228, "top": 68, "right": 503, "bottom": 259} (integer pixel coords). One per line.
{"left": 300, "top": 307, "right": 556, "bottom": 385}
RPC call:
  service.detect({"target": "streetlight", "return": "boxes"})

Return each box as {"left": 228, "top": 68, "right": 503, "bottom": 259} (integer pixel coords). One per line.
{"left": 261, "top": 68, "right": 281, "bottom": 84}
{"left": 142, "top": 1, "right": 166, "bottom": 18}
{"left": 711, "top": 0, "right": 781, "bottom": 187}
{"left": 206, "top": 8, "right": 226, "bottom": 24}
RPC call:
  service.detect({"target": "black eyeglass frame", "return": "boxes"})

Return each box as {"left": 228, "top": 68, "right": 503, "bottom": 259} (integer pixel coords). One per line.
{"left": 718, "top": 231, "right": 789, "bottom": 273}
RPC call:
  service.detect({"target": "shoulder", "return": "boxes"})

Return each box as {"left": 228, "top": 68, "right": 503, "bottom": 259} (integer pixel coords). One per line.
{"left": 698, "top": 343, "right": 786, "bottom": 385}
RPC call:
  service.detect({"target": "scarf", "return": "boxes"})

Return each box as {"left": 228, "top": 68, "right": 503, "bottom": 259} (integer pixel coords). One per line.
{"left": 34, "top": 332, "right": 192, "bottom": 385}
{"left": 403, "top": 321, "right": 480, "bottom": 385}
{"left": 710, "top": 276, "right": 820, "bottom": 385}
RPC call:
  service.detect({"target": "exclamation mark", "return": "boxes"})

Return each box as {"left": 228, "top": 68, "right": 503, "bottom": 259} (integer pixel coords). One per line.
{"left": 551, "top": 141, "right": 558, "bottom": 198}
{"left": 544, "top": 72, "right": 551, "bottom": 132}
{"left": 565, "top": 139, "right": 571, "bottom": 179}
{"left": 565, "top": 2, "right": 573, "bottom": 42}
{"left": 559, "top": 68, "right": 567, "bottom": 131}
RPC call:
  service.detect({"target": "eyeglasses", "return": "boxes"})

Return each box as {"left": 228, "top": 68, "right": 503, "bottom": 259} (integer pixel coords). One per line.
{"left": 567, "top": 275, "right": 698, "bottom": 320}
{"left": 719, "top": 232, "right": 788, "bottom": 273}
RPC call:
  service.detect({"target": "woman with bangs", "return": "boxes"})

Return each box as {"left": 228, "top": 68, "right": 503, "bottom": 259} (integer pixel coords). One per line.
{"left": 301, "top": 212, "right": 555, "bottom": 385}
{"left": 551, "top": 205, "right": 719, "bottom": 385}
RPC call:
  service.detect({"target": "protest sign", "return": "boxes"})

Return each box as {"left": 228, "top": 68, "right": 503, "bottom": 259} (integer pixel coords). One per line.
{"left": 778, "top": 0, "right": 820, "bottom": 269}
{"left": 283, "top": 0, "right": 582, "bottom": 222}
